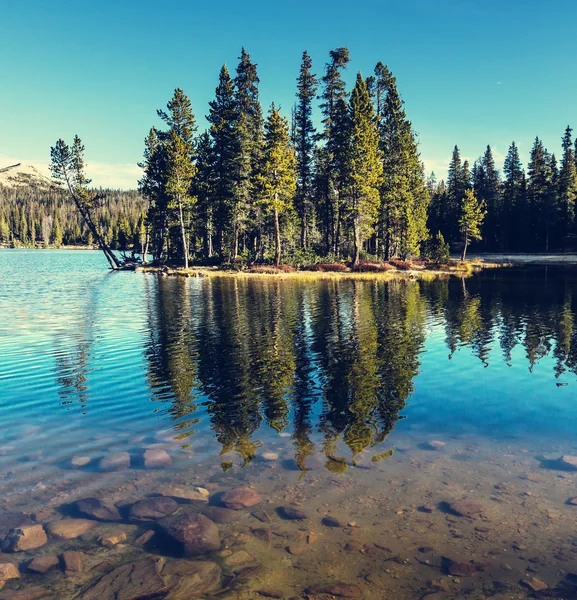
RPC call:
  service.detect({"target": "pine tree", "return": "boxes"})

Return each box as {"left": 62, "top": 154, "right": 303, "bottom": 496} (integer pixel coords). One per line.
{"left": 294, "top": 50, "right": 318, "bottom": 249}
{"left": 193, "top": 131, "right": 216, "bottom": 259}
{"left": 474, "top": 146, "right": 501, "bottom": 249}
{"left": 258, "top": 104, "right": 297, "bottom": 266}
{"left": 320, "top": 47, "right": 350, "bottom": 255}
{"left": 234, "top": 48, "right": 264, "bottom": 259}
{"left": 559, "top": 126, "right": 577, "bottom": 246}
{"left": 446, "top": 146, "right": 470, "bottom": 244}
{"left": 345, "top": 73, "right": 382, "bottom": 266}
{"left": 207, "top": 65, "right": 241, "bottom": 260}
{"left": 502, "top": 142, "right": 526, "bottom": 250}
{"left": 459, "top": 189, "right": 486, "bottom": 260}
{"left": 528, "top": 137, "right": 557, "bottom": 250}
{"left": 377, "top": 64, "right": 429, "bottom": 259}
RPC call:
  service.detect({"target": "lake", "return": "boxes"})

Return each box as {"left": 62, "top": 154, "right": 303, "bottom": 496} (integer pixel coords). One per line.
{"left": 1, "top": 249, "right": 577, "bottom": 599}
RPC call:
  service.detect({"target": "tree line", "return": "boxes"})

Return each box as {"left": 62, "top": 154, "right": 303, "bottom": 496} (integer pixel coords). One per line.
{"left": 139, "top": 47, "right": 431, "bottom": 267}
{"left": 0, "top": 184, "right": 146, "bottom": 250}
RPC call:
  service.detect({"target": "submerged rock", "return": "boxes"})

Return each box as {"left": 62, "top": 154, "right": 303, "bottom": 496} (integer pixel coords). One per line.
{"left": 143, "top": 449, "right": 172, "bottom": 469}
{"left": 0, "top": 513, "right": 33, "bottom": 539}
{"left": 61, "top": 551, "right": 83, "bottom": 576}
{"left": 129, "top": 497, "right": 178, "bottom": 523}
{"left": 0, "top": 561, "right": 20, "bottom": 586}
{"left": 70, "top": 455, "right": 91, "bottom": 468}
{"left": 27, "top": 556, "right": 59, "bottom": 574}
{"left": 557, "top": 456, "right": 577, "bottom": 471}
{"left": 221, "top": 486, "right": 263, "bottom": 510}
{"left": 201, "top": 506, "right": 239, "bottom": 524}
{"left": 46, "top": 519, "right": 95, "bottom": 539}
{"left": 99, "top": 452, "right": 131, "bottom": 471}
{"left": 425, "top": 440, "right": 446, "bottom": 451}
{"left": 158, "top": 512, "right": 220, "bottom": 557}
{"left": 134, "top": 530, "right": 155, "bottom": 547}
{"left": 447, "top": 560, "right": 478, "bottom": 576}
{"left": 322, "top": 516, "right": 345, "bottom": 528}
{"left": 447, "top": 499, "right": 486, "bottom": 517}
{"left": 98, "top": 531, "right": 127, "bottom": 547}
{"left": 80, "top": 557, "right": 168, "bottom": 600}
{"left": 2, "top": 525, "right": 47, "bottom": 552}
{"left": 251, "top": 509, "right": 272, "bottom": 523}
{"left": 277, "top": 506, "right": 307, "bottom": 520}
{"left": 520, "top": 576, "right": 549, "bottom": 592}
{"left": 157, "top": 486, "right": 209, "bottom": 504}
{"left": 224, "top": 550, "right": 256, "bottom": 570}
{"left": 161, "top": 559, "right": 221, "bottom": 599}
{"left": 73, "top": 498, "right": 122, "bottom": 521}
{"left": 305, "top": 583, "right": 362, "bottom": 597}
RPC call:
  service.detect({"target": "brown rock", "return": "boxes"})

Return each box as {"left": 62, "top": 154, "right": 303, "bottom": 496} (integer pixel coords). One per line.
{"left": 201, "top": 506, "right": 239, "bottom": 524}
{"left": 0, "top": 561, "right": 20, "bottom": 586}
{"left": 447, "top": 561, "right": 477, "bottom": 576}
{"left": 447, "top": 499, "right": 486, "bottom": 517}
{"left": 143, "top": 449, "right": 172, "bottom": 469}
{"left": 61, "top": 551, "right": 83, "bottom": 576}
{"left": 161, "top": 559, "right": 221, "bottom": 599}
{"left": 129, "top": 497, "right": 178, "bottom": 523}
{"left": 251, "top": 528, "right": 272, "bottom": 543}
{"left": 557, "top": 455, "right": 577, "bottom": 470}
{"left": 0, "top": 587, "right": 50, "bottom": 600}
{"left": 277, "top": 506, "right": 307, "bottom": 520}
{"left": 221, "top": 487, "right": 263, "bottom": 510}
{"left": 287, "top": 546, "right": 305, "bottom": 555}
{"left": 134, "top": 530, "right": 155, "bottom": 547}
{"left": 46, "top": 519, "right": 95, "bottom": 539}
{"left": 223, "top": 550, "right": 255, "bottom": 569}
{"left": 157, "top": 487, "right": 209, "bottom": 504}
{"left": 2, "top": 525, "right": 47, "bottom": 552}
{"left": 73, "top": 498, "right": 122, "bottom": 521}
{"left": 305, "top": 584, "right": 361, "bottom": 597}
{"left": 99, "top": 452, "right": 130, "bottom": 471}
{"left": 344, "top": 541, "right": 363, "bottom": 552}
{"left": 258, "top": 591, "right": 284, "bottom": 599}
{"left": 520, "top": 577, "right": 548, "bottom": 592}
{"left": 27, "top": 556, "right": 59, "bottom": 574}
{"left": 322, "top": 516, "right": 345, "bottom": 527}
{"left": 251, "top": 509, "right": 272, "bottom": 523}
{"left": 158, "top": 511, "right": 220, "bottom": 557}
{"left": 30, "top": 510, "right": 53, "bottom": 523}
{"left": 98, "top": 531, "right": 127, "bottom": 547}
{"left": 80, "top": 558, "right": 168, "bottom": 600}
{"left": 568, "top": 497, "right": 577, "bottom": 505}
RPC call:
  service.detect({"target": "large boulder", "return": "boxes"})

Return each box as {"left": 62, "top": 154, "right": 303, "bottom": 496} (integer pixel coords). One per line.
{"left": 80, "top": 558, "right": 168, "bottom": 600}
{"left": 220, "top": 487, "right": 263, "bottom": 510}
{"left": 0, "top": 561, "right": 20, "bottom": 587}
{"left": 2, "top": 525, "right": 47, "bottom": 552}
{"left": 46, "top": 519, "right": 95, "bottom": 539}
{"left": 0, "top": 513, "right": 34, "bottom": 538}
{"left": 129, "top": 498, "right": 178, "bottom": 523}
{"left": 73, "top": 498, "right": 122, "bottom": 521}
{"left": 61, "top": 551, "right": 83, "bottom": 576}
{"left": 27, "top": 556, "right": 59, "bottom": 575}
{"left": 143, "top": 449, "right": 172, "bottom": 469}
{"left": 157, "top": 512, "right": 220, "bottom": 557}
{"left": 160, "top": 560, "right": 222, "bottom": 599}
{"left": 99, "top": 452, "right": 131, "bottom": 471}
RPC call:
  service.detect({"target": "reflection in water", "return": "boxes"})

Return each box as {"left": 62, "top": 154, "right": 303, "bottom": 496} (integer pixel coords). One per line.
{"left": 139, "top": 269, "right": 577, "bottom": 472}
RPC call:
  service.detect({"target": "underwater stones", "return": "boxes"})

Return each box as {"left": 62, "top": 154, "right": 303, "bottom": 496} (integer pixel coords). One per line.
{"left": 425, "top": 440, "right": 446, "bottom": 451}
{"left": 223, "top": 550, "right": 256, "bottom": 569}
{"left": 73, "top": 498, "right": 122, "bottom": 522}
{"left": 27, "top": 556, "right": 59, "bottom": 575}
{"left": 46, "top": 519, "right": 95, "bottom": 539}
{"left": 447, "top": 499, "right": 486, "bottom": 517}
{"left": 61, "top": 551, "right": 83, "bottom": 576}
{"left": 321, "top": 516, "right": 345, "bottom": 528}
{"left": 0, "top": 562, "right": 20, "bottom": 587}
{"left": 568, "top": 497, "right": 577, "bottom": 505}
{"left": 305, "top": 583, "right": 362, "bottom": 597}
{"left": 201, "top": 506, "right": 239, "bottom": 524}
{"left": 221, "top": 486, "right": 263, "bottom": 510}
{"left": 158, "top": 512, "right": 220, "bottom": 557}
{"left": 2, "top": 525, "right": 47, "bottom": 552}
{"left": 557, "top": 456, "right": 577, "bottom": 471}
{"left": 277, "top": 506, "right": 307, "bottom": 521}
{"left": 447, "top": 561, "right": 478, "bottom": 577}
{"left": 251, "top": 509, "right": 272, "bottom": 523}
{"left": 0, "top": 514, "right": 34, "bottom": 539}
{"left": 143, "top": 449, "right": 172, "bottom": 469}
{"left": 261, "top": 452, "right": 279, "bottom": 461}
{"left": 520, "top": 576, "right": 549, "bottom": 592}
{"left": 80, "top": 557, "right": 168, "bottom": 600}
{"left": 129, "top": 497, "right": 178, "bottom": 523}
{"left": 99, "top": 452, "right": 130, "bottom": 471}
{"left": 251, "top": 528, "right": 272, "bottom": 543}
{"left": 161, "top": 559, "right": 221, "bottom": 599}
{"left": 287, "top": 545, "right": 306, "bottom": 555}
{"left": 134, "top": 530, "right": 155, "bottom": 547}
{"left": 98, "top": 531, "right": 127, "bottom": 547}
{"left": 69, "top": 455, "right": 91, "bottom": 468}
{"left": 157, "top": 486, "right": 209, "bottom": 504}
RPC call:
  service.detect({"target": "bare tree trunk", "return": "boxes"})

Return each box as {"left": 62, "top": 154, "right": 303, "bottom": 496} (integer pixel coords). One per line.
{"left": 461, "top": 236, "right": 468, "bottom": 261}
{"left": 274, "top": 207, "right": 281, "bottom": 267}
{"left": 352, "top": 210, "right": 361, "bottom": 267}
{"left": 177, "top": 195, "right": 188, "bottom": 269}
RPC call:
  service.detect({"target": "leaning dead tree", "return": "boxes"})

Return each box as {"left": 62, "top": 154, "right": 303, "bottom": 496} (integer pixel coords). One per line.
{"left": 50, "top": 136, "right": 136, "bottom": 270}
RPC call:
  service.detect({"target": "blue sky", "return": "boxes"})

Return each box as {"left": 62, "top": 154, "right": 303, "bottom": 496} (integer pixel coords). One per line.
{"left": 1, "top": 0, "right": 576, "bottom": 188}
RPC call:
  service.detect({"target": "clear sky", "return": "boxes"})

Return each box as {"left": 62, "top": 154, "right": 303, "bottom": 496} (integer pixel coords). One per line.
{"left": 1, "top": 0, "right": 576, "bottom": 188}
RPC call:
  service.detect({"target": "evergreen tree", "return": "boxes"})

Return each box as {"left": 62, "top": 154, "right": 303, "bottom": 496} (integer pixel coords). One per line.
{"left": 234, "top": 48, "right": 264, "bottom": 259}
{"left": 445, "top": 146, "right": 468, "bottom": 243}
{"left": 345, "top": 73, "right": 382, "bottom": 266}
{"left": 258, "top": 105, "right": 297, "bottom": 266}
{"left": 294, "top": 50, "right": 318, "bottom": 249}
{"left": 528, "top": 137, "right": 557, "bottom": 250}
{"left": 559, "top": 126, "right": 577, "bottom": 246}
{"left": 193, "top": 131, "right": 216, "bottom": 259}
{"left": 474, "top": 146, "right": 501, "bottom": 250}
{"left": 502, "top": 142, "right": 526, "bottom": 250}
{"left": 459, "top": 189, "right": 486, "bottom": 260}
{"left": 207, "top": 65, "right": 241, "bottom": 260}
{"left": 320, "top": 47, "right": 350, "bottom": 255}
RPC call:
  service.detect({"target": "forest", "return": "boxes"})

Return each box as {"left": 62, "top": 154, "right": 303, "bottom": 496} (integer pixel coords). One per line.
{"left": 4, "top": 46, "right": 577, "bottom": 265}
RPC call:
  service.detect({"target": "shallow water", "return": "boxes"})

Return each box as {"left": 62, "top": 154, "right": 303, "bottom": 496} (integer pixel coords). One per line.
{"left": 1, "top": 250, "right": 577, "bottom": 599}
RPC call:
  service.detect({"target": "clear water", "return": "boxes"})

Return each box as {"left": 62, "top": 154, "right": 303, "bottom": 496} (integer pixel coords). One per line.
{"left": 1, "top": 249, "right": 577, "bottom": 599}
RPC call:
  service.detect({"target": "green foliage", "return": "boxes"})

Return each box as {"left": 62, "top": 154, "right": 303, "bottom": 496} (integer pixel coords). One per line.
{"left": 422, "top": 231, "right": 450, "bottom": 263}
{"left": 459, "top": 189, "right": 487, "bottom": 259}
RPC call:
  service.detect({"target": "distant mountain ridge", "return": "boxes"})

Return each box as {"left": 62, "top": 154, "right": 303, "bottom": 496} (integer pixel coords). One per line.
{"left": 0, "top": 163, "right": 53, "bottom": 189}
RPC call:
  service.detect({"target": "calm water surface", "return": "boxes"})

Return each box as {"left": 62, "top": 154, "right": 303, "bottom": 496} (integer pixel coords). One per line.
{"left": 1, "top": 249, "right": 577, "bottom": 599}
